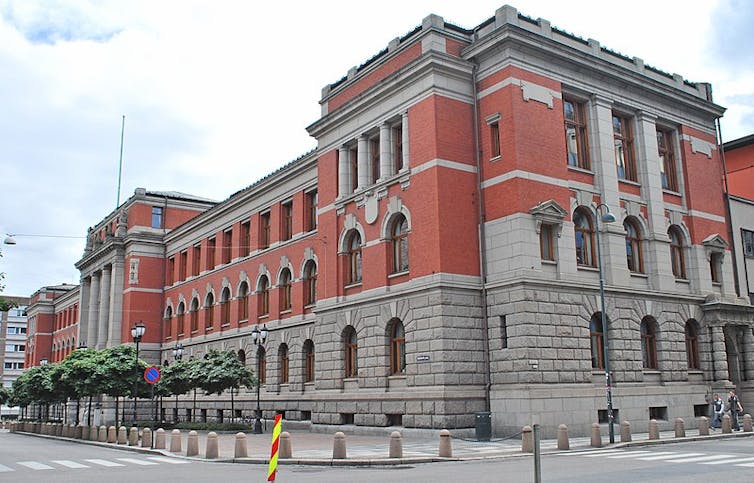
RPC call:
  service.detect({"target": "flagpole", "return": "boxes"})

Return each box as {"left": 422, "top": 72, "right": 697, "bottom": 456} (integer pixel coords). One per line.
{"left": 116, "top": 115, "right": 126, "bottom": 208}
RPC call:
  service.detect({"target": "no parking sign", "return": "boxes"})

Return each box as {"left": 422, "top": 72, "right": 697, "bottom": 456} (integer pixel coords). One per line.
{"left": 144, "top": 366, "right": 161, "bottom": 385}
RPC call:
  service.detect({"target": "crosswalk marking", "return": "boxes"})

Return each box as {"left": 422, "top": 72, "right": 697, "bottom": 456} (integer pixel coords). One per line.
{"left": 52, "top": 460, "right": 90, "bottom": 468}
{"left": 636, "top": 452, "right": 701, "bottom": 461}
{"left": 737, "top": 462, "right": 754, "bottom": 467}
{"left": 117, "top": 458, "right": 159, "bottom": 466}
{"left": 701, "top": 457, "right": 754, "bottom": 466}
{"left": 85, "top": 459, "right": 125, "bottom": 467}
{"left": 606, "top": 451, "right": 653, "bottom": 459}
{"left": 0, "top": 464, "right": 14, "bottom": 472}
{"left": 580, "top": 449, "right": 625, "bottom": 457}
{"left": 663, "top": 454, "right": 736, "bottom": 463}
{"left": 146, "top": 456, "right": 190, "bottom": 464}
{"left": 17, "top": 461, "right": 54, "bottom": 470}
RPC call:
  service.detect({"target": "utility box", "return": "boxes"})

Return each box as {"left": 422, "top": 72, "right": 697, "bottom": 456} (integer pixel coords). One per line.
{"left": 475, "top": 411, "right": 491, "bottom": 441}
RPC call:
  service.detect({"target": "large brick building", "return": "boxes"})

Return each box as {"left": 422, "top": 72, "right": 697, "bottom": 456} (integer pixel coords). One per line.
{"left": 26, "top": 5, "right": 754, "bottom": 437}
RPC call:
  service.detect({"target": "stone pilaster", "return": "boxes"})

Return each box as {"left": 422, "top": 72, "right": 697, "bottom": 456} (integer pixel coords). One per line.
{"left": 338, "top": 146, "right": 350, "bottom": 197}
{"left": 86, "top": 271, "right": 101, "bottom": 349}
{"left": 401, "top": 111, "right": 410, "bottom": 171}
{"left": 357, "top": 135, "right": 369, "bottom": 189}
{"left": 743, "top": 327, "right": 754, "bottom": 382}
{"left": 107, "top": 259, "right": 125, "bottom": 347}
{"left": 96, "top": 265, "right": 111, "bottom": 349}
{"left": 711, "top": 325, "right": 730, "bottom": 382}
{"left": 77, "top": 277, "right": 91, "bottom": 347}
{"left": 379, "top": 122, "right": 392, "bottom": 180}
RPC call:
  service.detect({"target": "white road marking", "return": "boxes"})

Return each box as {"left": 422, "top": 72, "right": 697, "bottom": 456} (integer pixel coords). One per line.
{"left": 146, "top": 456, "right": 190, "bottom": 464}
{"left": 606, "top": 451, "right": 653, "bottom": 459}
{"left": 0, "top": 464, "right": 14, "bottom": 472}
{"left": 17, "top": 461, "right": 54, "bottom": 470}
{"left": 579, "top": 449, "right": 625, "bottom": 457}
{"left": 52, "top": 460, "right": 90, "bottom": 468}
{"left": 663, "top": 454, "right": 736, "bottom": 463}
{"left": 117, "top": 458, "right": 159, "bottom": 466}
{"left": 636, "top": 452, "right": 698, "bottom": 461}
{"left": 85, "top": 459, "right": 125, "bottom": 467}
{"left": 702, "top": 457, "right": 754, "bottom": 465}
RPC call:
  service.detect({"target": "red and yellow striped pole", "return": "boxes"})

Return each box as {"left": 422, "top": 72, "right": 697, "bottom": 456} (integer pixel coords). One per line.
{"left": 267, "top": 414, "right": 283, "bottom": 481}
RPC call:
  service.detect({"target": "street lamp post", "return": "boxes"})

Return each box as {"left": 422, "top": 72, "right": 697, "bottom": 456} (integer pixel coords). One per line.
{"left": 594, "top": 203, "right": 616, "bottom": 444}
{"left": 251, "top": 324, "right": 268, "bottom": 434}
{"left": 131, "top": 321, "right": 146, "bottom": 425}
{"left": 172, "top": 343, "right": 184, "bottom": 423}
{"left": 39, "top": 358, "right": 48, "bottom": 421}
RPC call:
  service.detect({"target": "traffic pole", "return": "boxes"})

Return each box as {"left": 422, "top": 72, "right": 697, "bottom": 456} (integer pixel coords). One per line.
{"left": 267, "top": 414, "right": 282, "bottom": 481}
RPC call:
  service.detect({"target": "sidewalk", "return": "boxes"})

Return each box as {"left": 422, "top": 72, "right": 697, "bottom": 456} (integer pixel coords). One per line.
{"left": 6, "top": 423, "right": 754, "bottom": 466}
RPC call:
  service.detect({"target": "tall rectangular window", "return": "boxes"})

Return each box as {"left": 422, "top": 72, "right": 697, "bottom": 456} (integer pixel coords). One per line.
{"left": 564, "top": 98, "right": 590, "bottom": 169}
{"left": 743, "top": 229, "right": 754, "bottom": 257}
{"left": 490, "top": 121, "right": 501, "bottom": 159}
{"left": 167, "top": 257, "right": 175, "bottom": 285}
{"left": 206, "top": 237, "right": 216, "bottom": 270}
{"left": 281, "top": 202, "right": 293, "bottom": 241}
{"left": 392, "top": 123, "right": 403, "bottom": 172}
{"left": 540, "top": 224, "right": 555, "bottom": 261}
{"left": 192, "top": 244, "right": 201, "bottom": 276}
{"left": 241, "top": 221, "right": 251, "bottom": 256}
{"left": 613, "top": 113, "right": 637, "bottom": 181}
{"left": 179, "top": 250, "right": 187, "bottom": 281}
{"left": 657, "top": 128, "right": 678, "bottom": 191}
{"left": 222, "top": 229, "right": 232, "bottom": 264}
{"left": 151, "top": 206, "right": 163, "bottom": 228}
{"left": 305, "top": 190, "right": 318, "bottom": 232}
{"left": 260, "top": 212, "right": 270, "bottom": 249}
{"left": 370, "top": 136, "right": 380, "bottom": 183}
{"left": 349, "top": 147, "right": 358, "bottom": 193}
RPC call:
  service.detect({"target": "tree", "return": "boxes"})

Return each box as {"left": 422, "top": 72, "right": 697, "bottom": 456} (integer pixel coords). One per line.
{"left": 192, "top": 350, "right": 254, "bottom": 419}
{"left": 0, "top": 386, "right": 9, "bottom": 406}
{"left": 97, "top": 345, "right": 148, "bottom": 425}
{"left": 59, "top": 348, "right": 103, "bottom": 425}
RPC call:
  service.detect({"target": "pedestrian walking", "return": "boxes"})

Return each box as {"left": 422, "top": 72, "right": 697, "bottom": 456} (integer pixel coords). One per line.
{"left": 728, "top": 389, "right": 743, "bottom": 431}
{"left": 711, "top": 393, "right": 724, "bottom": 429}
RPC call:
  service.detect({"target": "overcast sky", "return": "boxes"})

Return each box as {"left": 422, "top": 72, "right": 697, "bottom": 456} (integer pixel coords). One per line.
{"left": 1, "top": 0, "right": 752, "bottom": 299}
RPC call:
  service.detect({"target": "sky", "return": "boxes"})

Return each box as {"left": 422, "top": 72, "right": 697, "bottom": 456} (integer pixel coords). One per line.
{"left": 1, "top": 0, "right": 753, "bottom": 299}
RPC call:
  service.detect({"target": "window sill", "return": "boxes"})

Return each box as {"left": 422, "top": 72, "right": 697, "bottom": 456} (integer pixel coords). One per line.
{"left": 344, "top": 282, "right": 362, "bottom": 290}
{"left": 577, "top": 265, "right": 598, "bottom": 272}
{"left": 674, "top": 278, "right": 690, "bottom": 284}
{"left": 662, "top": 188, "right": 681, "bottom": 196}
{"left": 304, "top": 303, "right": 316, "bottom": 310}
{"left": 205, "top": 327, "right": 213, "bottom": 332}
{"left": 191, "top": 330, "right": 198, "bottom": 334}
{"left": 618, "top": 178, "right": 641, "bottom": 187}
{"left": 629, "top": 272, "right": 648, "bottom": 279}
{"left": 280, "top": 309, "right": 292, "bottom": 315}
{"left": 642, "top": 369, "right": 660, "bottom": 374}
{"left": 541, "top": 259, "right": 557, "bottom": 265}
{"left": 489, "top": 155, "right": 502, "bottom": 163}
{"left": 388, "top": 374, "right": 407, "bottom": 380}
{"left": 388, "top": 270, "right": 409, "bottom": 279}
{"left": 221, "top": 323, "right": 230, "bottom": 328}
{"left": 567, "top": 165, "right": 593, "bottom": 175}
{"left": 258, "top": 314, "right": 269, "bottom": 320}
{"left": 712, "top": 282, "right": 722, "bottom": 287}
{"left": 239, "top": 318, "right": 248, "bottom": 324}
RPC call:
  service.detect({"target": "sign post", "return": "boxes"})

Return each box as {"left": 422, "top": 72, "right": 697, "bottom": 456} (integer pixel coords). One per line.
{"left": 144, "top": 366, "right": 161, "bottom": 448}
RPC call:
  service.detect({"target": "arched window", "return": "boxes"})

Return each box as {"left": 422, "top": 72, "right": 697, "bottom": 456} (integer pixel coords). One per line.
{"left": 279, "top": 344, "right": 289, "bottom": 384}
{"left": 343, "top": 326, "right": 358, "bottom": 378}
{"left": 685, "top": 320, "right": 700, "bottom": 369}
{"left": 574, "top": 208, "right": 595, "bottom": 267}
{"left": 190, "top": 298, "right": 199, "bottom": 332}
{"left": 257, "top": 346, "right": 266, "bottom": 384}
{"left": 303, "top": 339, "right": 315, "bottom": 383}
{"left": 346, "top": 231, "right": 362, "bottom": 285}
{"left": 258, "top": 276, "right": 269, "bottom": 317}
{"left": 176, "top": 302, "right": 185, "bottom": 336}
{"left": 238, "top": 282, "right": 249, "bottom": 321}
{"left": 391, "top": 215, "right": 409, "bottom": 274}
{"left": 303, "top": 260, "right": 317, "bottom": 307}
{"left": 640, "top": 317, "right": 658, "bottom": 369}
{"left": 624, "top": 217, "right": 644, "bottom": 273}
{"left": 590, "top": 313, "right": 605, "bottom": 369}
{"left": 220, "top": 287, "right": 231, "bottom": 325}
{"left": 279, "top": 269, "right": 292, "bottom": 312}
{"left": 389, "top": 319, "right": 406, "bottom": 375}
{"left": 164, "top": 306, "right": 173, "bottom": 339}
{"left": 669, "top": 226, "right": 686, "bottom": 279}
{"left": 205, "top": 292, "right": 215, "bottom": 329}
{"left": 238, "top": 349, "right": 246, "bottom": 366}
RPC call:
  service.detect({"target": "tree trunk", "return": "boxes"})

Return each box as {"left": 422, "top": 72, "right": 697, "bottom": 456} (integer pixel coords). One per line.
{"left": 231, "top": 387, "right": 235, "bottom": 420}
{"left": 115, "top": 397, "right": 119, "bottom": 427}
{"left": 192, "top": 388, "right": 196, "bottom": 422}
{"left": 87, "top": 396, "right": 93, "bottom": 426}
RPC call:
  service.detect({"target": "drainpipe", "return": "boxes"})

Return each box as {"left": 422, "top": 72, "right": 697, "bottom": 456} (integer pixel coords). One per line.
{"left": 471, "top": 63, "right": 492, "bottom": 413}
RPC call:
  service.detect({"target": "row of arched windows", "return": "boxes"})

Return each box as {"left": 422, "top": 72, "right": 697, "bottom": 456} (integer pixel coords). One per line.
{"left": 589, "top": 314, "right": 700, "bottom": 371}
{"left": 51, "top": 337, "right": 76, "bottom": 362}
{"left": 343, "top": 214, "right": 409, "bottom": 286}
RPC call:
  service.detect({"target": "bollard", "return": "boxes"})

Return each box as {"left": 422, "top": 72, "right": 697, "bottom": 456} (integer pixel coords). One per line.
{"left": 699, "top": 416, "right": 710, "bottom": 436}
{"left": 98, "top": 425, "right": 108, "bottom": 442}
{"left": 142, "top": 428, "right": 152, "bottom": 448}
{"left": 649, "top": 419, "right": 660, "bottom": 440}
{"left": 438, "top": 429, "right": 452, "bottom": 457}
{"left": 674, "top": 418, "right": 685, "bottom": 438}
{"left": 521, "top": 425, "right": 533, "bottom": 453}
{"left": 234, "top": 432, "right": 248, "bottom": 458}
{"left": 389, "top": 431, "right": 403, "bottom": 458}
{"left": 107, "top": 426, "right": 117, "bottom": 443}
{"left": 117, "top": 426, "right": 128, "bottom": 444}
{"left": 743, "top": 414, "right": 753, "bottom": 432}
{"left": 79, "top": 425, "right": 88, "bottom": 440}
{"left": 170, "top": 429, "right": 182, "bottom": 453}
{"left": 205, "top": 432, "right": 219, "bottom": 459}
{"left": 590, "top": 423, "right": 602, "bottom": 448}
{"left": 620, "top": 420, "right": 632, "bottom": 443}
{"left": 89, "top": 425, "right": 98, "bottom": 442}
{"left": 557, "top": 424, "right": 570, "bottom": 450}
{"left": 155, "top": 428, "right": 166, "bottom": 449}
{"left": 722, "top": 414, "right": 732, "bottom": 434}
{"left": 128, "top": 427, "right": 139, "bottom": 446}
{"left": 332, "top": 432, "right": 347, "bottom": 459}
{"left": 187, "top": 430, "right": 199, "bottom": 456}
{"left": 74, "top": 425, "right": 83, "bottom": 439}
{"left": 57, "top": 424, "right": 63, "bottom": 436}
{"left": 279, "top": 432, "right": 292, "bottom": 459}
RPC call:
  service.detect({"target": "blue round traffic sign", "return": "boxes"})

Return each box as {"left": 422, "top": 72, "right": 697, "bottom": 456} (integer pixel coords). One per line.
{"left": 144, "top": 365, "right": 161, "bottom": 384}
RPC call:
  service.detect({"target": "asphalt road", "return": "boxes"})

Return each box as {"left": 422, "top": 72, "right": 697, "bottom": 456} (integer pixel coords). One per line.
{"left": 1, "top": 431, "right": 753, "bottom": 482}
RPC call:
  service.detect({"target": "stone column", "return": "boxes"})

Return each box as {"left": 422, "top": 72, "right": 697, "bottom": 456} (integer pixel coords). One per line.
{"left": 77, "top": 277, "right": 91, "bottom": 347}
{"left": 712, "top": 325, "right": 730, "bottom": 382}
{"left": 401, "top": 111, "right": 410, "bottom": 170}
{"left": 357, "top": 135, "right": 369, "bottom": 189}
{"left": 96, "top": 265, "right": 111, "bottom": 349}
{"left": 87, "top": 271, "right": 101, "bottom": 349}
{"left": 379, "top": 122, "right": 392, "bottom": 180}
{"left": 743, "top": 326, "right": 754, "bottom": 381}
{"left": 338, "top": 146, "right": 350, "bottom": 197}
{"left": 107, "top": 259, "right": 125, "bottom": 347}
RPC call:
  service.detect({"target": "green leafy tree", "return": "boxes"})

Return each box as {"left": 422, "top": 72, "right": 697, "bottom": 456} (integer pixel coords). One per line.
{"left": 9, "top": 370, "right": 34, "bottom": 411}
{"left": 192, "top": 350, "right": 253, "bottom": 418}
{"left": 97, "top": 345, "right": 149, "bottom": 425}
{"left": 59, "top": 348, "right": 103, "bottom": 425}
{"left": 0, "top": 386, "right": 9, "bottom": 406}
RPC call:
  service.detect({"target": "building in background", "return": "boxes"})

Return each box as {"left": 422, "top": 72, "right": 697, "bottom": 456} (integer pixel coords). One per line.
{"left": 25, "top": 284, "right": 79, "bottom": 368}
{"left": 23, "top": 5, "right": 754, "bottom": 437}
{"left": 1, "top": 296, "right": 29, "bottom": 418}
{"left": 724, "top": 134, "right": 754, "bottom": 303}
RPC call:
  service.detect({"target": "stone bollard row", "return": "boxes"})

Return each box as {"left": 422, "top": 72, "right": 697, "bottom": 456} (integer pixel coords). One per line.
{"left": 117, "top": 426, "right": 128, "bottom": 444}
{"left": 155, "top": 428, "right": 166, "bottom": 449}
{"left": 170, "top": 429, "right": 182, "bottom": 453}
{"left": 590, "top": 423, "right": 602, "bottom": 448}
{"left": 439, "top": 429, "right": 452, "bottom": 457}
{"left": 649, "top": 419, "right": 659, "bottom": 440}
{"left": 698, "top": 416, "right": 709, "bottom": 436}
{"left": 234, "top": 432, "right": 248, "bottom": 458}
{"left": 280, "top": 432, "right": 292, "bottom": 459}
{"left": 521, "top": 425, "right": 533, "bottom": 453}
{"left": 107, "top": 426, "right": 117, "bottom": 443}
{"left": 74, "top": 425, "right": 83, "bottom": 439}
{"left": 332, "top": 431, "right": 347, "bottom": 459}
{"left": 206, "top": 432, "right": 219, "bottom": 459}
{"left": 187, "top": 430, "right": 199, "bottom": 457}
{"left": 557, "top": 424, "right": 569, "bottom": 450}
{"left": 98, "top": 425, "right": 107, "bottom": 442}
{"left": 142, "top": 428, "right": 152, "bottom": 448}
{"left": 128, "top": 427, "right": 138, "bottom": 446}
{"left": 389, "top": 431, "right": 403, "bottom": 458}
{"left": 89, "top": 425, "right": 98, "bottom": 441}
{"left": 674, "top": 418, "right": 685, "bottom": 438}
{"left": 722, "top": 414, "right": 732, "bottom": 434}
{"left": 620, "top": 420, "right": 632, "bottom": 443}
{"left": 743, "top": 414, "right": 753, "bottom": 432}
